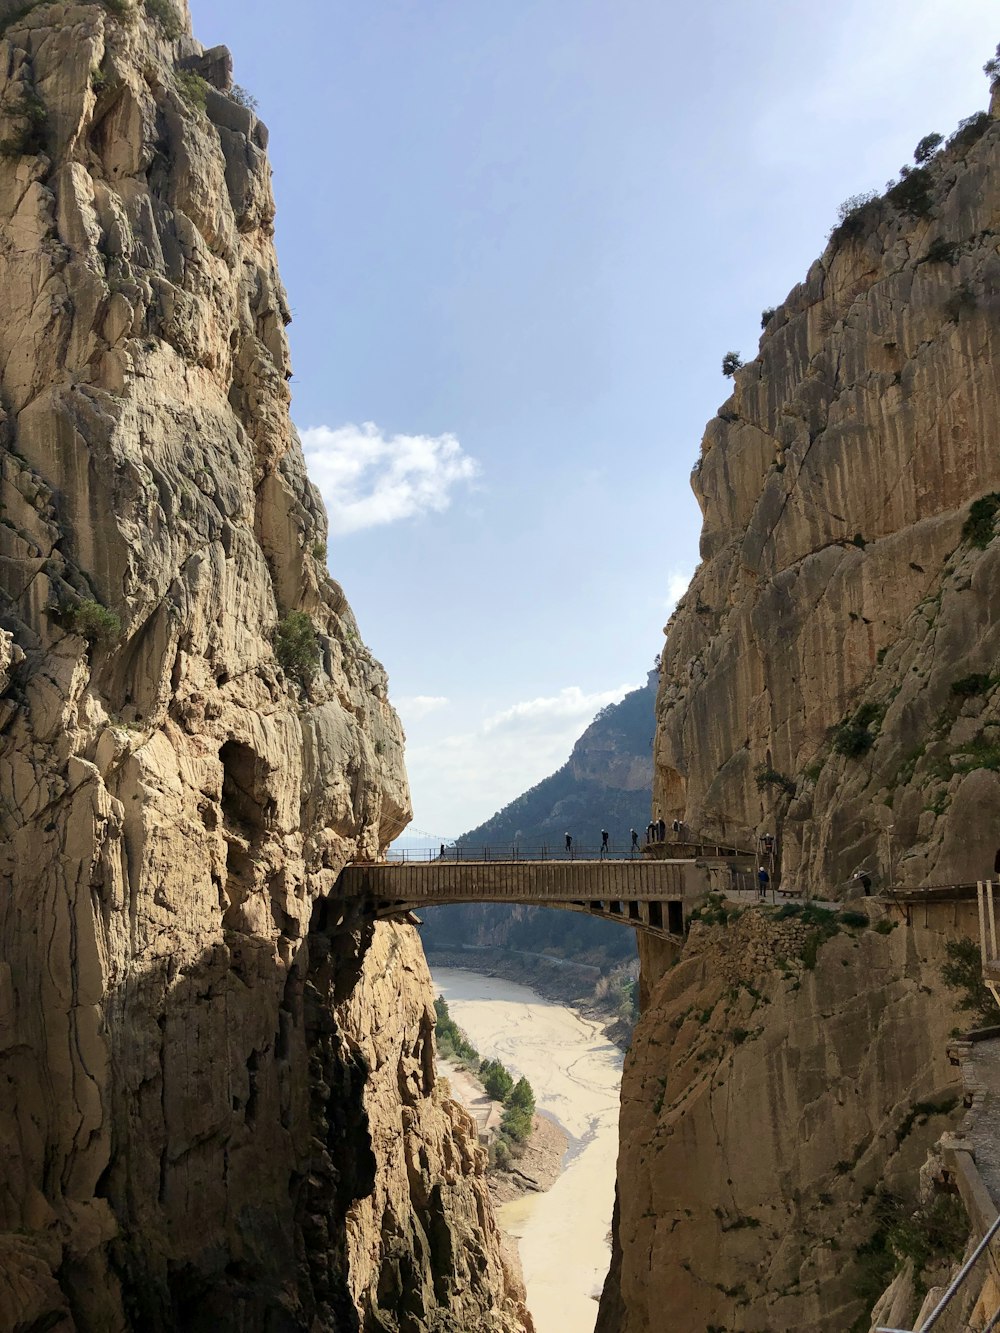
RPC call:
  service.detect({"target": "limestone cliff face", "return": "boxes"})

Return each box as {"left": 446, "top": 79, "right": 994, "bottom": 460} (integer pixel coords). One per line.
{"left": 654, "top": 89, "right": 1000, "bottom": 894}
{"left": 599, "top": 918, "right": 964, "bottom": 1332}
{"left": 0, "top": 4, "right": 524, "bottom": 1330}
{"left": 600, "top": 84, "right": 1000, "bottom": 1333}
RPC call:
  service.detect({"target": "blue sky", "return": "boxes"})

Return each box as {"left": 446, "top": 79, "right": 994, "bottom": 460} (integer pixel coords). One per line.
{"left": 190, "top": 0, "right": 997, "bottom": 839}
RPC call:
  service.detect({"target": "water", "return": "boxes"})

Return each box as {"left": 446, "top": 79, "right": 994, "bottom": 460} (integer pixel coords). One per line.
{"left": 431, "top": 967, "right": 623, "bottom": 1333}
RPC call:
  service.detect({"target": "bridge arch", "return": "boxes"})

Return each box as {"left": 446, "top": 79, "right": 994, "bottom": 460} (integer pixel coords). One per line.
{"left": 336, "top": 857, "right": 709, "bottom": 942}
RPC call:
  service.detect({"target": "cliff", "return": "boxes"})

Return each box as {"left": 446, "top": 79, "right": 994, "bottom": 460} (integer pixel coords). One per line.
{"left": 653, "top": 89, "right": 1000, "bottom": 895}
{"left": 0, "top": 3, "right": 527, "bottom": 1329}
{"left": 600, "top": 78, "right": 1000, "bottom": 1333}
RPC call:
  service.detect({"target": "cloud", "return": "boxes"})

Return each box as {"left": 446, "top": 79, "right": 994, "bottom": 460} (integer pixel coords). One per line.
{"left": 300, "top": 421, "right": 480, "bottom": 536}
{"left": 403, "top": 681, "right": 640, "bottom": 835}
{"left": 665, "top": 569, "right": 693, "bottom": 609}
{"left": 396, "top": 695, "right": 449, "bottom": 720}
{"left": 483, "top": 684, "right": 637, "bottom": 733}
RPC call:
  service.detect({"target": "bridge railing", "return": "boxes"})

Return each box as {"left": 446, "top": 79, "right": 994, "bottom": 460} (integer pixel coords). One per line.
{"left": 384, "top": 845, "right": 647, "bottom": 864}
{"left": 384, "top": 841, "right": 754, "bottom": 864}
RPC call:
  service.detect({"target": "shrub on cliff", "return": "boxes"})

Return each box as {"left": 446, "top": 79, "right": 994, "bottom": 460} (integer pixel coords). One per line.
{"left": 831, "top": 702, "right": 883, "bottom": 758}
{"left": 913, "top": 132, "right": 943, "bottom": 164}
{"left": 962, "top": 493, "right": 1000, "bottom": 548}
{"left": 940, "top": 937, "right": 996, "bottom": 1026}
{"left": 273, "top": 611, "right": 321, "bottom": 686}
{"left": 830, "top": 190, "right": 880, "bottom": 244}
{"left": 721, "top": 351, "right": 743, "bottom": 377}
{"left": 886, "top": 165, "right": 934, "bottom": 219}
{"left": 433, "top": 996, "right": 480, "bottom": 1064}
{"left": 144, "top": 0, "right": 182, "bottom": 38}
{"left": 0, "top": 91, "right": 47, "bottom": 158}
{"left": 66, "top": 598, "right": 121, "bottom": 646}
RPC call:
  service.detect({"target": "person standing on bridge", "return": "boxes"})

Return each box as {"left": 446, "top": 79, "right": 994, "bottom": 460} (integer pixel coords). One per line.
{"left": 631, "top": 828, "right": 639, "bottom": 851}
{"left": 601, "top": 829, "right": 609, "bottom": 856}
{"left": 565, "top": 832, "right": 573, "bottom": 856}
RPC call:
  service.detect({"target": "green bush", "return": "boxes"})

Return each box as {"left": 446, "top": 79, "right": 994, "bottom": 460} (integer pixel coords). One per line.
{"left": 986, "top": 43, "right": 1000, "bottom": 84}
{"left": 230, "top": 83, "right": 259, "bottom": 112}
{"left": 721, "top": 351, "right": 743, "bottom": 377}
{"left": 754, "top": 765, "right": 796, "bottom": 796}
{"left": 760, "top": 307, "right": 776, "bottom": 329}
{"left": 886, "top": 165, "right": 934, "bottom": 219}
{"left": 175, "top": 69, "right": 208, "bottom": 113}
{"left": 923, "top": 237, "right": 958, "bottom": 265}
{"left": 273, "top": 611, "right": 320, "bottom": 686}
{"left": 0, "top": 91, "right": 46, "bottom": 158}
{"left": 433, "top": 996, "right": 480, "bottom": 1064}
{"left": 941, "top": 937, "right": 996, "bottom": 1026}
{"left": 100, "top": 0, "right": 134, "bottom": 18}
{"left": 831, "top": 190, "right": 880, "bottom": 242}
{"left": 951, "top": 673, "right": 991, "bottom": 698}
{"left": 962, "top": 493, "right": 1000, "bottom": 549}
{"left": 144, "top": 0, "right": 181, "bottom": 37}
{"left": 913, "top": 132, "right": 943, "bottom": 164}
{"left": 480, "top": 1059, "right": 514, "bottom": 1103}
{"left": 66, "top": 598, "right": 121, "bottom": 646}
{"left": 839, "top": 911, "right": 869, "bottom": 929}
{"left": 948, "top": 112, "right": 990, "bottom": 154}
{"left": 832, "top": 703, "right": 881, "bottom": 758}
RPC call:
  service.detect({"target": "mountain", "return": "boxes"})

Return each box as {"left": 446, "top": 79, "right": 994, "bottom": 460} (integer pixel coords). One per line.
{"left": 420, "top": 675, "right": 657, "bottom": 971}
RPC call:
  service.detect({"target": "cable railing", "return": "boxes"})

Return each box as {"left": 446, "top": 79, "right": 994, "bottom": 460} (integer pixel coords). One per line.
{"left": 876, "top": 1209, "right": 1000, "bottom": 1333}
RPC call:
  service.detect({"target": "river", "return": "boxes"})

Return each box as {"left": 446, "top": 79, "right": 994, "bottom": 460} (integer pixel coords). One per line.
{"left": 430, "top": 967, "right": 623, "bottom": 1333}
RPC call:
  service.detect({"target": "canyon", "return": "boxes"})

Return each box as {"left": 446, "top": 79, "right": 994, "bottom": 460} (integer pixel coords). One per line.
{"left": 2, "top": 3, "right": 1000, "bottom": 1332}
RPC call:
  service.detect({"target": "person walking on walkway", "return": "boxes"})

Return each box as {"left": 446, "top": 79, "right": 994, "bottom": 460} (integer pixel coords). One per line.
{"left": 601, "top": 829, "right": 609, "bottom": 856}
{"left": 630, "top": 828, "right": 639, "bottom": 851}
{"left": 758, "top": 865, "right": 770, "bottom": 900}
{"left": 565, "top": 832, "right": 573, "bottom": 856}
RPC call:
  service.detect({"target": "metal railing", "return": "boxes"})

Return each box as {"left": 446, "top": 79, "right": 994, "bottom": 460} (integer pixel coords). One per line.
{"left": 383, "top": 840, "right": 756, "bottom": 865}
{"left": 384, "top": 844, "right": 648, "bottom": 864}
{"left": 876, "top": 1209, "right": 1000, "bottom": 1332}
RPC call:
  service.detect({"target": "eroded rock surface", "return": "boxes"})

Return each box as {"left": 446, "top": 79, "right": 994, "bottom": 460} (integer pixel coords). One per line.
{"left": 601, "top": 86, "right": 1000, "bottom": 1333}
{"left": 0, "top": 3, "right": 525, "bottom": 1329}
{"left": 654, "top": 92, "right": 1000, "bottom": 894}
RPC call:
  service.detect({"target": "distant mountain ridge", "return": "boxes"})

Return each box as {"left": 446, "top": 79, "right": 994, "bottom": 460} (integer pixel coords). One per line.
{"left": 456, "top": 671, "right": 656, "bottom": 853}
{"left": 420, "top": 674, "right": 657, "bottom": 971}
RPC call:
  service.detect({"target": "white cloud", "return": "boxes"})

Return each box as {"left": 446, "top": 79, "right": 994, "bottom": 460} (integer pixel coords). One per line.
{"left": 403, "top": 681, "right": 640, "bottom": 835}
{"left": 301, "top": 421, "right": 480, "bottom": 536}
{"left": 665, "top": 569, "right": 693, "bottom": 610}
{"left": 397, "top": 694, "right": 449, "bottom": 720}
{"left": 483, "top": 684, "right": 636, "bottom": 733}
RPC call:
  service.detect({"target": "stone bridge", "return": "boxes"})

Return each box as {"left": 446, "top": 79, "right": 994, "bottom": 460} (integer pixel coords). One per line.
{"left": 337, "top": 857, "right": 712, "bottom": 941}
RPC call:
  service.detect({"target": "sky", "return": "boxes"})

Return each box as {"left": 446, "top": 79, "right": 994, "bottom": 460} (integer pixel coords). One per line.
{"left": 189, "top": 0, "right": 998, "bottom": 840}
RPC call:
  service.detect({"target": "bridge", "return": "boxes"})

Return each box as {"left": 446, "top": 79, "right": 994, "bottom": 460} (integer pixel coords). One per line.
{"left": 337, "top": 849, "right": 714, "bottom": 941}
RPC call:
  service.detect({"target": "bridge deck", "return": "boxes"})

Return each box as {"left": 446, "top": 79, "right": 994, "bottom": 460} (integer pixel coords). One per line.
{"left": 338, "top": 858, "right": 703, "bottom": 942}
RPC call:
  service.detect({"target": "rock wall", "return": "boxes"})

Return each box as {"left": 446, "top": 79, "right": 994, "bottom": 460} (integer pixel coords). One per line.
{"left": 0, "top": 4, "right": 525, "bottom": 1330}
{"left": 653, "top": 88, "right": 1000, "bottom": 894}
{"left": 599, "top": 913, "right": 965, "bottom": 1332}
{"left": 601, "top": 81, "right": 1000, "bottom": 1333}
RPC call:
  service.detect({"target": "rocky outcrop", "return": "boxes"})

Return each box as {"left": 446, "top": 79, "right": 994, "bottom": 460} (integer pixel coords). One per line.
{"left": 653, "top": 91, "right": 1000, "bottom": 894}
{"left": 0, "top": 3, "right": 524, "bottom": 1329}
{"left": 601, "top": 80, "right": 1000, "bottom": 1333}
{"left": 600, "top": 915, "right": 964, "bottom": 1332}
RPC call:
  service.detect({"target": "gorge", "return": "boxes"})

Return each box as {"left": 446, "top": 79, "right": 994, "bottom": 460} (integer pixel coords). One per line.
{"left": 1, "top": 3, "right": 1000, "bottom": 1333}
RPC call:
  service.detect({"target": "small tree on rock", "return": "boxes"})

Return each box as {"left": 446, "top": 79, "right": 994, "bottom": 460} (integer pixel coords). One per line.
{"left": 721, "top": 351, "right": 743, "bottom": 377}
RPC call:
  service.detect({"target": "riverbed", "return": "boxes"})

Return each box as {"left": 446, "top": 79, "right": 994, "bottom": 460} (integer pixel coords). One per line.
{"left": 431, "top": 967, "right": 623, "bottom": 1333}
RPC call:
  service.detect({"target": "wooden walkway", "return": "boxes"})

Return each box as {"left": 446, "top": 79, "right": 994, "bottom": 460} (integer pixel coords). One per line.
{"left": 337, "top": 858, "right": 705, "bottom": 941}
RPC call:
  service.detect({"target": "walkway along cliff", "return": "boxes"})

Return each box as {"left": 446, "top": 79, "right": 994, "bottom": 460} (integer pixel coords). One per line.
{"left": 598, "top": 77, "right": 1000, "bottom": 1333}
{"left": 0, "top": 3, "right": 530, "bottom": 1329}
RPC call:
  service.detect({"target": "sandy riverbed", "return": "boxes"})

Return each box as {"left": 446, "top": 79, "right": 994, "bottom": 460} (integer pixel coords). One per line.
{"left": 431, "top": 967, "right": 623, "bottom": 1333}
